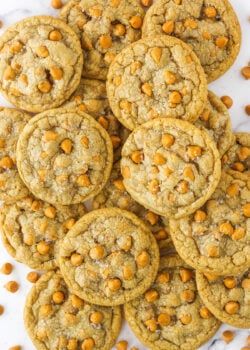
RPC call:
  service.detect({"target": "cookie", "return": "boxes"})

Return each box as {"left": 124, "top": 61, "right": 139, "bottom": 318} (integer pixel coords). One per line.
{"left": 121, "top": 118, "right": 221, "bottom": 218}
{"left": 59, "top": 208, "right": 160, "bottom": 306}
{"left": 194, "top": 90, "right": 234, "bottom": 157}
{"left": 222, "top": 132, "right": 250, "bottom": 175}
{"left": 0, "top": 195, "right": 86, "bottom": 270}
{"left": 170, "top": 170, "right": 250, "bottom": 275}
{"left": 59, "top": 0, "right": 144, "bottom": 80}
{"left": 0, "top": 16, "right": 83, "bottom": 112}
{"left": 106, "top": 35, "right": 208, "bottom": 130}
{"left": 124, "top": 254, "right": 220, "bottom": 350}
{"left": 16, "top": 107, "right": 113, "bottom": 205}
{"left": 142, "top": 0, "right": 241, "bottom": 82}
{"left": 0, "top": 107, "right": 30, "bottom": 202}
{"left": 93, "top": 161, "right": 174, "bottom": 252}
{"left": 196, "top": 268, "right": 250, "bottom": 328}
{"left": 64, "top": 78, "right": 130, "bottom": 162}
{"left": 24, "top": 270, "right": 122, "bottom": 350}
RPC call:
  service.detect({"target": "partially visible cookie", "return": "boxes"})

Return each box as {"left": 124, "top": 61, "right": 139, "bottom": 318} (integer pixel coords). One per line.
{"left": 142, "top": 0, "right": 241, "bottom": 82}
{"left": 59, "top": 0, "right": 144, "bottom": 80}
{"left": 170, "top": 170, "right": 250, "bottom": 275}
{"left": 194, "top": 91, "right": 234, "bottom": 157}
{"left": 24, "top": 270, "right": 122, "bottom": 350}
{"left": 196, "top": 268, "right": 250, "bottom": 328}
{"left": 93, "top": 161, "right": 174, "bottom": 252}
{"left": 124, "top": 254, "right": 220, "bottom": 350}
{"left": 59, "top": 208, "right": 160, "bottom": 306}
{"left": 16, "top": 107, "right": 113, "bottom": 205}
{"left": 107, "top": 35, "right": 208, "bottom": 130}
{"left": 121, "top": 118, "right": 221, "bottom": 218}
{"left": 0, "top": 16, "right": 83, "bottom": 112}
{"left": 0, "top": 107, "right": 30, "bottom": 202}
{"left": 222, "top": 132, "right": 250, "bottom": 175}
{"left": 0, "top": 195, "right": 86, "bottom": 270}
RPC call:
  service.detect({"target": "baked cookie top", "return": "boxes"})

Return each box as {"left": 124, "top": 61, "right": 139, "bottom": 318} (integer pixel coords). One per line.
{"left": 196, "top": 268, "right": 250, "bottom": 328}
{"left": 0, "top": 107, "right": 30, "bottom": 202}
{"left": 121, "top": 118, "right": 221, "bottom": 218}
{"left": 16, "top": 107, "right": 113, "bottom": 205}
{"left": 170, "top": 170, "right": 250, "bottom": 275}
{"left": 0, "top": 16, "right": 83, "bottom": 112}
{"left": 142, "top": 0, "right": 241, "bottom": 82}
{"left": 59, "top": 208, "right": 160, "bottom": 306}
{"left": 24, "top": 270, "right": 122, "bottom": 350}
{"left": 124, "top": 254, "right": 220, "bottom": 350}
{"left": 93, "top": 161, "right": 173, "bottom": 252}
{"left": 0, "top": 195, "right": 86, "bottom": 270}
{"left": 59, "top": 0, "right": 144, "bottom": 80}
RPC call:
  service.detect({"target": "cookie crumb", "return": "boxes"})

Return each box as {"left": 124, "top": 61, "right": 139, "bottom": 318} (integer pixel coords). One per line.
{"left": 116, "top": 340, "right": 128, "bottom": 350}
{"left": 26, "top": 271, "right": 40, "bottom": 283}
{"left": 245, "top": 105, "right": 250, "bottom": 116}
{"left": 51, "top": 0, "right": 63, "bottom": 9}
{"left": 241, "top": 66, "right": 250, "bottom": 79}
{"left": 222, "top": 330, "right": 235, "bottom": 343}
{"left": 221, "top": 95, "right": 233, "bottom": 109}
{"left": 0, "top": 262, "right": 13, "bottom": 275}
{"left": 0, "top": 304, "right": 4, "bottom": 315}
{"left": 4, "top": 281, "right": 19, "bottom": 293}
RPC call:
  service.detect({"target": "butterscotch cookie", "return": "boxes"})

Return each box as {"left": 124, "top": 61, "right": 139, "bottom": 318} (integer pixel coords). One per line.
{"left": 24, "top": 270, "right": 122, "bottom": 350}
{"left": 64, "top": 78, "right": 130, "bottom": 162}
{"left": 16, "top": 107, "right": 113, "bottom": 205}
{"left": 93, "top": 161, "right": 174, "bottom": 252}
{"left": 222, "top": 132, "right": 250, "bottom": 175}
{"left": 170, "top": 170, "right": 250, "bottom": 275}
{"left": 121, "top": 118, "right": 221, "bottom": 218}
{"left": 0, "top": 16, "right": 83, "bottom": 112}
{"left": 124, "top": 254, "right": 220, "bottom": 350}
{"left": 107, "top": 35, "right": 208, "bottom": 130}
{"left": 0, "top": 195, "right": 86, "bottom": 270}
{"left": 142, "top": 0, "right": 241, "bottom": 82}
{"left": 0, "top": 107, "right": 30, "bottom": 202}
{"left": 59, "top": 208, "right": 160, "bottom": 306}
{"left": 59, "top": 0, "right": 144, "bottom": 80}
{"left": 196, "top": 268, "right": 250, "bottom": 328}
{"left": 194, "top": 91, "right": 234, "bottom": 157}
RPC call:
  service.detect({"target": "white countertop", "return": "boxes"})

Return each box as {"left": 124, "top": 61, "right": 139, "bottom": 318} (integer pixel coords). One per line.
{"left": 0, "top": 0, "right": 249, "bottom": 349}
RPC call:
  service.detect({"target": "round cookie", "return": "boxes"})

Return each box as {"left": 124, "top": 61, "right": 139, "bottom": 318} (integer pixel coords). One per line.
{"left": 59, "top": 208, "right": 160, "bottom": 306}
{"left": 0, "top": 195, "right": 86, "bottom": 270}
{"left": 93, "top": 161, "right": 174, "bottom": 253}
{"left": 59, "top": 0, "right": 144, "bottom": 80}
{"left": 222, "top": 132, "right": 250, "bottom": 175}
{"left": 0, "top": 107, "right": 30, "bottom": 202}
{"left": 107, "top": 35, "right": 208, "bottom": 130}
{"left": 24, "top": 270, "right": 122, "bottom": 350}
{"left": 194, "top": 90, "right": 234, "bottom": 157}
{"left": 124, "top": 254, "right": 220, "bottom": 350}
{"left": 64, "top": 78, "right": 130, "bottom": 162}
{"left": 16, "top": 107, "right": 113, "bottom": 205}
{"left": 0, "top": 16, "right": 83, "bottom": 112}
{"left": 196, "top": 268, "right": 250, "bottom": 328}
{"left": 170, "top": 170, "right": 250, "bottom": 275}
{"left": 142, "top": 0, "right": 241, "bottom": 82}
{"left": 121, "top": 118, "right": 221, "bottom": 218}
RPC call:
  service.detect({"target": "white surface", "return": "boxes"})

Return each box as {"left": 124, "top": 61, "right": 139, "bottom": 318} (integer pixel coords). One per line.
{"left": 0, "top": 0, "right": 249, "bottom": 349}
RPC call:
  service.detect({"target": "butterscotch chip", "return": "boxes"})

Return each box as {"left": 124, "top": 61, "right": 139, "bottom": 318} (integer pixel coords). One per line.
{"left": 4, "top": 280, "right": 19, "bottom": 293}
{"left": 24, "top": 271, "right": 122, "bottom": 350}
{"left": 0, "top": 262, "right": 13, "bottom": 275}
{"left": 222, "top": 330, "right": 235, "bottom": 343}
{"left": 142, "top": 0, "right": 241, "bottom": 82}
{"left": 26, "top": 271, "right": 40, "bottom": 283}
{"left": 59, "top": 208, "right": 159, "bottom": 306}
{"left": 221, "top": 95, "right": 233, "bottom": 109}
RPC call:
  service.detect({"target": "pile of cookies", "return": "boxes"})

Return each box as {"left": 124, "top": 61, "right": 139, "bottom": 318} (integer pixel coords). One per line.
{"left": 0, "top": 0, "right": 249, "bottom": 349}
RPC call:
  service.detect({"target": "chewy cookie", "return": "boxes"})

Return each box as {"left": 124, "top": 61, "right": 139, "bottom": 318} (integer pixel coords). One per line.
{"left": 142, "top": 0, "right": 241, "bottom": 82}
{"left": 0, "top": 107, "right": 30, "bottom": 202}
{"left": 59, "top": 0, "right": 144, "bottom": 80}
{"left": 93, "top": 161, "right": 174, "bottom": 252}
{"left": 24, "top": 270, "right": 122, "bottom": 350}
{"left": 196, "top": 269, "right": 250, "bottom": 328}
{"left": 59, "top": 208, "right": 160, "bottom": 306}
{"left": 124, "top": 254, "right": 220, "bottom": 350}
{"left": 170, "top": 170, "right": 250, "bottom": 275}
{"left": 107, "top": 35, "right": 208, "bottom": 130}
{"left": 0, "top": 195, "right": 86, "bottom": 270}
{"left": 121, "top": 118, "right": 221, "bottom": 218}
{"left": 16, "top": 107, "right": 113, "bottom": 205}
{"left": 0, "top": 16, "right": 83, "bottom": 112}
